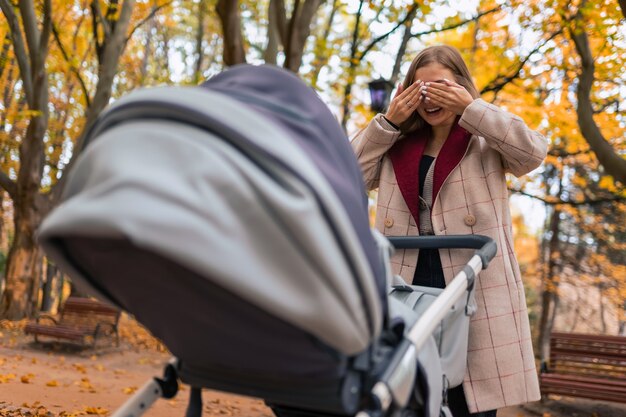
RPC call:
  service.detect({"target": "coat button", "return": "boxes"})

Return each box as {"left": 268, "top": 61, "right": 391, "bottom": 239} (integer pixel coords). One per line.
{"left": 384, "top": 218, "right": 394, "bottom": 228}
{"left": 464, "top": 214, "right": 476, "bottom": 226}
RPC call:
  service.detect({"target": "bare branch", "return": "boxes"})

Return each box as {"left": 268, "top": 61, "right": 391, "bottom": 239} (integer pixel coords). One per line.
{"left": 570, "top": 11, "right": 626, "bottom": 184}
{"left": 0, "top": 170, "right": 17, "bottom": 201}
{"left": 0, "top": 0, "right": 34, "bottom": 104}
{"left": 52, "top": 24, "right": 91, "bottom": 107}
{"left": 38, "top": 0, "right": 52, "bottom": 65}
{"left": 510, "top": 188, "right": 626, "bottom": 206}
{"left": 126, "top": 0, "right": 175, "bottom": 42}
{"left": 356, "top": 3, "right": 419, "bottom": 61}
{"left": 18, "top": 0, "right": 40, "bottom": 62}
{"left": 481, "top": 28, "right": 563, "bottom": 95}
{"left": 359, "top": 6, "right": 501, "bottom": 61}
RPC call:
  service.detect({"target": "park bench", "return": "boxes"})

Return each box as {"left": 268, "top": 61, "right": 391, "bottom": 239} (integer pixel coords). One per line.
{"left": 540, "top": 332, "right": 626, "bottom": 403}
{"left": 24, "top": 297, "right": 121, "bottom": 348}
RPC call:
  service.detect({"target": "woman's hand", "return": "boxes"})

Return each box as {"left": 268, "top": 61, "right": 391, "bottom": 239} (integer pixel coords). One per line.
{"left": 384, "top": 80, "right": 424, "bottom": 126}
{"left": 422, "top": 79, "right": 473, "bottom": 115}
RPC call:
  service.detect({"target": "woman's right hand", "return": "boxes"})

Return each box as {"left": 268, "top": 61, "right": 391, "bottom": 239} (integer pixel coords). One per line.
{"left": 384, "top": 80, "right": 424, "bottom": 127}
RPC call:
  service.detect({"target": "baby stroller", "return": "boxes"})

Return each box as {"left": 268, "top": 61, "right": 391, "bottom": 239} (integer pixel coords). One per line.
{"left": 37, "top": 64, "right": 496, "bottom": 417}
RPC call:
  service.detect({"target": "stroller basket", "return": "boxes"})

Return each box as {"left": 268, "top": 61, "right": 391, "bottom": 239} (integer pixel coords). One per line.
{"left": 37, "top": 64, "right": 497, "bottom": 417}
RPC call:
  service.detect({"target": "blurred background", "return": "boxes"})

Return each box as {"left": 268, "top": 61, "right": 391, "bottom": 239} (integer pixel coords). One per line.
{"left": 0, "top": 0, "right": 624, "bottom": 370}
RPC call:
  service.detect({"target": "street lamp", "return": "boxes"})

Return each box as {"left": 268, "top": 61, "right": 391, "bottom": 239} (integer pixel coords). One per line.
{"left": 368, "top": 78, "right": 394, "bottom": 113}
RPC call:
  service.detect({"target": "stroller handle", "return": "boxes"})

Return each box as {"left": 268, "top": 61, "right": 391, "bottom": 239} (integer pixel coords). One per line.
{"left": 386, "top": 234, "right": 497, "bottom": 269}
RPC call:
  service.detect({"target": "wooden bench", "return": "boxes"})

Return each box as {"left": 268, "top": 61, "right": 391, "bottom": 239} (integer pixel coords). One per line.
{"left": 540, "top": 332, "right": 626, "bottom": 403}
{"left": 25, "top": 297, "right": 121, "bottom": 348}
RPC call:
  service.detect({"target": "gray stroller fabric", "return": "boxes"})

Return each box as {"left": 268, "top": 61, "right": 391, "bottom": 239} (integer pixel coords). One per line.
{"left": 390, "top": 284, "right": 476, "bottom": 388}
{"left": 38, "top": 86, "right": 383, "bottom": 355}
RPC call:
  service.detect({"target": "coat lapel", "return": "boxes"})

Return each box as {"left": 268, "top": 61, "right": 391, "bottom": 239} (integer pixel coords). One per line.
{"left": 433, "top": 123, "right": 471, "bottom": 201}
{"left": 389, "top": 131, "right": 427, "bottom": 225}
{"left": 389, "top": 122, "right": 471, "bottom": 226}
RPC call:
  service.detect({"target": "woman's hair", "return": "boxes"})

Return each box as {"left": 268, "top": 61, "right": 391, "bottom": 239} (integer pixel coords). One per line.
{"left": 399, "top": 45, "right": 479, "bottom": 133}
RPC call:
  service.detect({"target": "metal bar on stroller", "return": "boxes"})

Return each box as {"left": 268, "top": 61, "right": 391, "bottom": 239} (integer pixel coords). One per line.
{"left": 111, "top": 359, "right": 179, "bottom": 417}
{"left": 360, "top": 235, "right": 497, "bottom": 416}
{"left": 389, "top": 235, "right": 496, "bottom": 351}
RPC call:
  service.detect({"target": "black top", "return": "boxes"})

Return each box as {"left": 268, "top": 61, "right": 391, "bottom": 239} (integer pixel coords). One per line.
{"left": 419, "top": 155, "right": 435, "bottom": 197}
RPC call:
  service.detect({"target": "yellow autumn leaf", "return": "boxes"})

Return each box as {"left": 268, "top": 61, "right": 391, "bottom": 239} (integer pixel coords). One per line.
{"left": 73, "top": 363, "right": 87, "bottom": 373}
{"left": 123, "top": 386, "right": 138, "bottom": 395}
{"left": 0, "top": 373, "right": 16, "bottom": 383}
{"left": 84, "top": 406, "right": 109, "bottom": 415}
{"left": 46, "top": 380, "right": 59, "bottom": 387}
{"left": 21, "top": 373, "right": 35, "bottom": 383}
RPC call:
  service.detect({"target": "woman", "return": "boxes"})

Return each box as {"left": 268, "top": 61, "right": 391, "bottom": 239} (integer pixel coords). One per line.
{"left": 351, "top": 45, "right": 548, "bottom": 416}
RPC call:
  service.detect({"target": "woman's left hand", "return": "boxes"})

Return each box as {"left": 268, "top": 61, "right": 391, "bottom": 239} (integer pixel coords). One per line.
{"left": 422, "top": 79, "right": 474, "bottom": 115}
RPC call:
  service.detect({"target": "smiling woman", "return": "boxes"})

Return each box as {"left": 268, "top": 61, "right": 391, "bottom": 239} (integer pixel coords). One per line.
{"left": 350, "top": 45, "right": 549, "bottom": 417}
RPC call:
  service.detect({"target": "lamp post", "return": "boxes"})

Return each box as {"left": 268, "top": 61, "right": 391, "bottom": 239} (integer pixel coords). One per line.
{"left": 368, "top": 78, "right": 394, "bottom": 113}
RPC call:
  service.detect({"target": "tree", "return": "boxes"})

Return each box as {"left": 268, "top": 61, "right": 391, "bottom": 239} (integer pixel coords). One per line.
{"left": 569, "top": 1, "right": 626, "bottom": 184}
{"left": 0, "top": 0, "right": 138, "bottom": 319}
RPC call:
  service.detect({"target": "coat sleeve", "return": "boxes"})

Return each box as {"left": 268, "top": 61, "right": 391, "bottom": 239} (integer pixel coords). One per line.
{"left": 459, "top": 98, "right": 548, "bottom": 177}
{"left": 351, "top": 114, "right": 403, "bottom": 190}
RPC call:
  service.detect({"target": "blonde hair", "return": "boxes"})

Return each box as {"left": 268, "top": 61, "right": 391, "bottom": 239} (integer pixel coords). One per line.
{"left": 399, "top": 45, "right": 479, "bottom": 133}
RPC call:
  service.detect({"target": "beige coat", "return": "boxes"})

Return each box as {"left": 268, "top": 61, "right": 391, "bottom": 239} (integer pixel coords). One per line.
{"left": 351, "top": 99, "right": 548, "bottom": 412}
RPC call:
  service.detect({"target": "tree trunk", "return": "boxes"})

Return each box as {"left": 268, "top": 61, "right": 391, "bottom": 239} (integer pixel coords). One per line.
{"left": 263, "top": 0, "right": 280, "bottom": 64}
{"left": 216, "top": 0, "right": 246, "bottom": 66}
{"left": 618, "top": 300, "right": 626, "bottom": 336}
{"left": 140, "top": 1, "right": 158, "bottom": 82}
{"left": 0, "top": 210, "right": 43, "bottom": 319}
{"left": 340, "top": 0, "right": 364, "bottom": 131}
{"left": 538, "top": 205, "right": 562, "bottom": 368}
{"left": 309, "top": 0, "right": 338, "bottom": 88}
{"left": 41, "top": 259, "right": 58, "bottom": 312}
{"left": 193, "top": 0, "right": 207, "bottom": 83}
{"left": 283, "top": 0, "right": 324, "bottom": 72}
{"left": 570, "top": 16, "right": 626, "bottom": 185}
{"left": 390, "top": 6, "right": 417, "bottom": 84}
{"left": 598, "top": 283, "right": 607, "bottom": 333}
{"left": 53, "top": 0, "right": 136, "bottom": 201}
{"left": 0, "top": 0, "right": 52, "bottom": 320}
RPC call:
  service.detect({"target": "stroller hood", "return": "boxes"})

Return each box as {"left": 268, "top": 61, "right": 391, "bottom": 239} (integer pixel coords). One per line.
{"left": 38, "top": 65, "right": 384, "bottom": 356}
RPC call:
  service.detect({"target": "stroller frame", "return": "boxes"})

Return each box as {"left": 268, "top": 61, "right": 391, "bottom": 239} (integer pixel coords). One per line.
{"left": 111, "top": 235, "right": 496, "bottom": 417}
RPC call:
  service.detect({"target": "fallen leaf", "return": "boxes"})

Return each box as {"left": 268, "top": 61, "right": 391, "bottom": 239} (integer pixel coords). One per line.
{"left": 20, "top": 374, "right": 34, "bottom": 384}
{"left": 73, "top": 363, "right": 87, "bottom": 374}
{"left": 46, "top": 380, "right": 59, "bottom": 387}
{"left": 84, "top": 406, "right": 108, "bottom": 415}
{"left": 78, "top": 377, "right": 97, "bottom": 393}
{"left": 0, "top": 373, "right": 16, "bottom": 383}
{"left": 122, "top": 386, "right": 138, "bottom": 395}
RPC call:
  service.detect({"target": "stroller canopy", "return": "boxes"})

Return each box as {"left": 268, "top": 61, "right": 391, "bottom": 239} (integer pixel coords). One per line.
{"left": 39, "top": 64, "right": 385, "bottom": 356}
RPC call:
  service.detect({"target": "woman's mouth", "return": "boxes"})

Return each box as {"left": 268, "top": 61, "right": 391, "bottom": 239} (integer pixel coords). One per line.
{"left": 425, "top": 107, "right": 442, "bottom": 114}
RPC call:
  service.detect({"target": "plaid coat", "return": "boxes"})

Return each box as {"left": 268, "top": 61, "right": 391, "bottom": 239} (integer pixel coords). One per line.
{"left": 351, "top": 99, "right": 548, "bottom": 412}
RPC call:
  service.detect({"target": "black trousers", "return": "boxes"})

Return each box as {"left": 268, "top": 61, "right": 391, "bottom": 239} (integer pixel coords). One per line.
{"left": 448, "top": 385, "right": 497, "bottom": 417}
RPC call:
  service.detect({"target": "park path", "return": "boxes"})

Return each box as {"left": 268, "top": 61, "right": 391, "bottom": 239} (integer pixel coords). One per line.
{"left": 2, "top": 318, "right": 623, "bottom": 417}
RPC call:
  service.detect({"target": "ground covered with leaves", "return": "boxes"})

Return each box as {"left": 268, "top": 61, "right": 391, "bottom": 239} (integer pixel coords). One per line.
{"left": 0, "top": 316, "right": 271, "bottom": 417}
{"left": 1, "top": 316, "right": 624, "bottom": 417}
